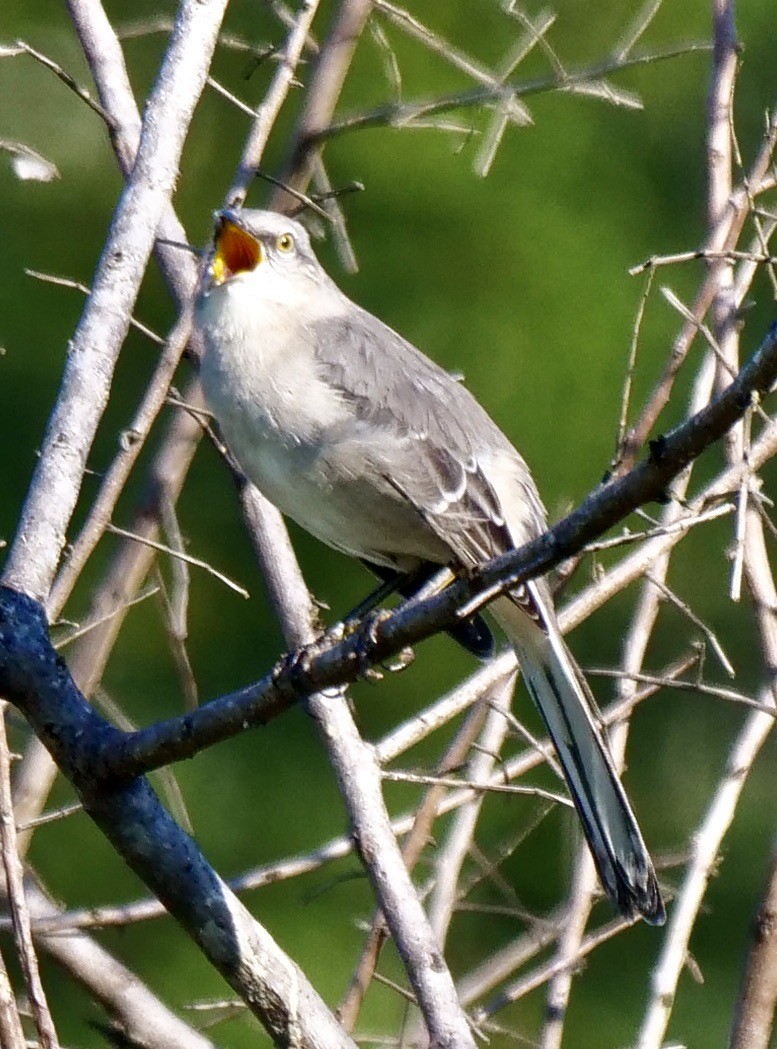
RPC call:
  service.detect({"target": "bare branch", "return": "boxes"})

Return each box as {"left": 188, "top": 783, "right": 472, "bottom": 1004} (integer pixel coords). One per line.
{"left": 0, "top": 945, "right": 25, "bottom": 1049}
{"left": 65, "top": 0, "right": 197, "bottom": 304}
{"left": 637, "top": 694, "right": 774, "bottom": 1048}
{"left": 616, "top": 105, "right": 777, "bottom": 473}
{"left": 315, "top": 42, "right": 711, "bottom": 141}
{"left": 237, "top": 487, "right": 478, "bottom": 1046}
{"left": 275, "top": 0, "right": 374, "bottom": 205}
{"left": 105, "top": 523, "right": 249, "bottom": 600}
{"left": 373, "top": 1, "right": 532, "bottom": 129}
{"left": 426, "top": 682, "right": 514, "bottom": 945}
{"left": 76, "top": 326, "right": 777, "bottom": 782}
{"left": 48, "top": 312, "right": 193, "bottom": 617}
{"left": 730, "top": 859, "right": 777, "bottom": 1049}
{"left": 0, "top": 708, "right": 59, "bottom": 1049}
{"left": 728, "top": 506, "right": 777, "bottom": 1048}
{"left": 338, "top": 697, "right": 493, "bottom": 1032}
{"left": 2, "top": 0, "right": 229, "bottom": 601}
{"left": 227, "top": 0, "right": 323, "bottom": 206}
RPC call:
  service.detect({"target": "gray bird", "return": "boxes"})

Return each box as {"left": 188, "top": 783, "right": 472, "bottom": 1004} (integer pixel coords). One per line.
{"left": 195, "top": 207, "right": 665, "bottom": 926}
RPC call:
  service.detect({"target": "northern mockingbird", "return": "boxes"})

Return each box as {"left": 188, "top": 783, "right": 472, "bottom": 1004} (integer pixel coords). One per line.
{"left": 195, "top": 207, "right": 665, "bottom": 926}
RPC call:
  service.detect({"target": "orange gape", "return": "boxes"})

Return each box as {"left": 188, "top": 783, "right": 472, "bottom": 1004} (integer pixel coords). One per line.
{"left": 212, "top": 219, "right": 262, "bottom": 285}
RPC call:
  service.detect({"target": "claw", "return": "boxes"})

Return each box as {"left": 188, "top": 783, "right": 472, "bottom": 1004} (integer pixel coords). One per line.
{"left": 382, "top": 645, "right": 415, "bottom": 673}
{"left": 353, "top": 609, "right": 393, "bottom": 681}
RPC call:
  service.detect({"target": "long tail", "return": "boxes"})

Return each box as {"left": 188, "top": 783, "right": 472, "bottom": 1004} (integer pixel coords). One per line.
{"left": 494, "top": 582, "right": 665, "bottom": 926}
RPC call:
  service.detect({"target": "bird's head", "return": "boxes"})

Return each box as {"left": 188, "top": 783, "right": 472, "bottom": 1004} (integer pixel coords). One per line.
{"left": 202, "top": 208, "right": 324, "bottom": 299}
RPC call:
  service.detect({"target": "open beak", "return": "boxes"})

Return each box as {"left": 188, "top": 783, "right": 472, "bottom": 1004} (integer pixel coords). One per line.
{"left": 210, "top": 216, "right": 263, "bottom": 286}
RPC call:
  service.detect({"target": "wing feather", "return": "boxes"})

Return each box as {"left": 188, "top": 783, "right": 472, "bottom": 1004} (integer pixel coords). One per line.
{"left": 311, "top": 308, "right": 541, "bottom": 568}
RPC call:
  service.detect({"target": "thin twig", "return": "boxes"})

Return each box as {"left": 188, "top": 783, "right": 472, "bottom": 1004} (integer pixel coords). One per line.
{"left": 105, "top": 523, "right": 249, "bottom": 599}
{"left": 475, "top": 913, "right": 637, "bottom": 1020}
{"left": 52, "top": 585, "right": 161, "bottom": 650}
{"left": 630, "top": 247, "right": 777, "bottom": 275}
{"left": 614, "top": 0, "right": 666, "bottom": 61}
{"left": 205, "top": 75, "right": 256, "bottom": 117}
{"left": 315, "top": 42, "right": 711, "bottom": 141}
{"left": 3, "top": 0, "right": 229, "bottom": 602}
{"left": 24, "top": 270, "right": 163, "bottom": 345}
{"left": 0, "top": 943, "right": 25, "bottom": 1049}
{"left": 616, "top": 105, "right": 777, "bottom": 473}
{"left": 475, "top": 9, "right": 555, "bottom": 176}
{"left": 614, "top": 266, "right": 655, "bottom": 462}
{"left": 373, "top": 1, "right": 531, "bottom": 130}
{"left": 226, "top": 0, "right": 323, "bottom": 205}
{"left": 14, "top": 40, "right": 114, "bottom": 125}
{"left": 0, "top": 707, "right": 59, "bottom": 1049}
{"left": 729, "top": 405, "right": 754, "bottom": 601}
{"left": 16, "top": 802, "right": 83, "bottom": 833}
{"left": 381, "top": 767, "right": 570, "bottom": 809}
{"left": 158, "top": 495, "right": 199, "bottom": 709}
{"left": 645, "top": 571, "right": 735, "bottom": 678}
{"left": 581, "top": 501, "right": 734, "bottom": 554}
{"left": 589, "top": 668, "right": 771, "bottom": 714}
{"left": 338, "top": 696, "right": 492, "bottom": 1032}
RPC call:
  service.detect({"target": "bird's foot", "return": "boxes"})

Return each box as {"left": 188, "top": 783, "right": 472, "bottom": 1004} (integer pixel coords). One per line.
{"left": 347, "top": 609, "right": 415, "bottom": 681}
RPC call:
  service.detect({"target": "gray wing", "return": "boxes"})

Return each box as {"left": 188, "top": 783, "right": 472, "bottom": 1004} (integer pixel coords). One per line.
{"left": 311, "top": 306, "right": 547, "bottom": 568}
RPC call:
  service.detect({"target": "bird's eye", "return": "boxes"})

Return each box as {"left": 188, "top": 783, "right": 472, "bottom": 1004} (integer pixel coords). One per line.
{"left": 276, "top": 233, "right": 295, "bottom": 253}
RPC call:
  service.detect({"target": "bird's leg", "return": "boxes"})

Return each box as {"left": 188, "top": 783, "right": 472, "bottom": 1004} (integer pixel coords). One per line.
{"left": 351, "top": 607, "right": 413, "bottom": 680}
{"left": 364, "top": 569, "right": 462, "bottom": 675}
{"left": 344, "top": 566, "right": 426, "bottom": 625}
{"left": 330, "top": 565, "right": 444, "bottom": 678}
{"left": 355, "top": 561, "right": 496, "bottom": 662}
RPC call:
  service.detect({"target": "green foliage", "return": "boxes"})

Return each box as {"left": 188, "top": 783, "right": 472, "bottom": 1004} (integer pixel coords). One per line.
{"left": 1, "top": 2, "right": 775, "bottom": 1045}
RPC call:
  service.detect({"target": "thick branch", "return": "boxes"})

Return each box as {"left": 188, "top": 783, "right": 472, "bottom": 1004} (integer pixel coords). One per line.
{"left": 0, "top": 591, "right": 355, "bottom": 1049}
{"left": 78, "top": 322, "right": 777, "bottom": 782}
{"left": 238, "top": 493, "right": 478, "bottom": 1048}
{"left": 65, "top": 0, "right": 198, "bottom": 306}
{"left": 2, "top": 0, "right": 228, "bottom": 601}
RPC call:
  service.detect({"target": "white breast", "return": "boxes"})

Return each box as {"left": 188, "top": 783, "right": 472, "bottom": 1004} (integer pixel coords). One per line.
{"left": 197, "top": 274, "right": 353, "bottom": 532}
{"left": 196, "top": 270, "right": 451, "bottom": 568}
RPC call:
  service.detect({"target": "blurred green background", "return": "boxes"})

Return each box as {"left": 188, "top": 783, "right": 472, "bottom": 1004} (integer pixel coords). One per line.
{"left": 2, "top": 1, "right": 777, "bottom": 1045}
